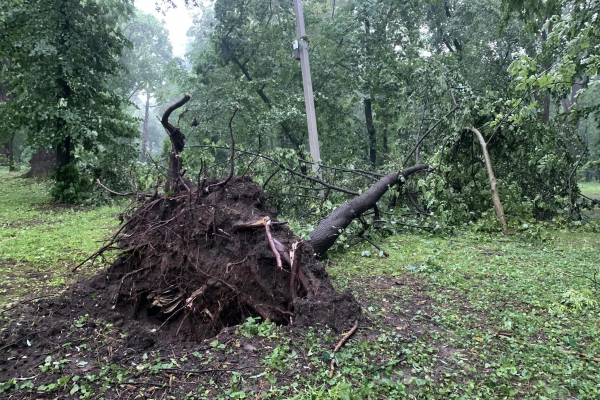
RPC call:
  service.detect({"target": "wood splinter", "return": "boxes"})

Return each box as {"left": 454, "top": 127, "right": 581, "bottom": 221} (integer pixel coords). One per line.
{"left": 329, "top": 320, "right": 359, "bottom": 378}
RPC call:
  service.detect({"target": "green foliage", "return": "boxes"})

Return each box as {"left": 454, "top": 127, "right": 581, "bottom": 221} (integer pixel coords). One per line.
{"left": 551, "top": 288, "right": 598, "bottom": 314}
{"left": 0, "top": 0, "right": 139, "bottom": 202}
{"left": 238, "top": 316, "right": 276, "bottom": 338}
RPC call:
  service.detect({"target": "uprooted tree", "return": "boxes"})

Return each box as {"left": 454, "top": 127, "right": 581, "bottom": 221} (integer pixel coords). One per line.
{"left": 83, "top": 94, "right": 512, "bottom": 340}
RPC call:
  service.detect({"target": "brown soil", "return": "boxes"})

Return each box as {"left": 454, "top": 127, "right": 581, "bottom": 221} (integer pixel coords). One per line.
{"left": 0, "top": 176, "right": 360, "bottom": 385}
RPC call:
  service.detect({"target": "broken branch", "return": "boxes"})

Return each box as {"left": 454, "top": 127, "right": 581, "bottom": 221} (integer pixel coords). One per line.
{"left": 329, "top": 320, "right": 359, "bottom": 378}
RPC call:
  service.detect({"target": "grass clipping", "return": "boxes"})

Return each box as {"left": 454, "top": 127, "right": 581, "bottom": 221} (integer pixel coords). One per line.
{"left": 83, "top": 176, "right": 360, "bottom": 342}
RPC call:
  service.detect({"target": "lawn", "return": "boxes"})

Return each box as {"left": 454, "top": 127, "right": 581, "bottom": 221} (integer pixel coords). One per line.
{"left": 1, "top": 169, "right": 599, "bottom": 399}
{"left": 0, "top": 170, "right": 121, "bottom": 307}
{"left": 580, "top": 181, "right": 600, "bottom": 200}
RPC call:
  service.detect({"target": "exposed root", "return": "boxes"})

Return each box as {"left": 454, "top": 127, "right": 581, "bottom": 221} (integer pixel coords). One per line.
{"left": 81, "top": 177, "right": 361, "bottom": 341}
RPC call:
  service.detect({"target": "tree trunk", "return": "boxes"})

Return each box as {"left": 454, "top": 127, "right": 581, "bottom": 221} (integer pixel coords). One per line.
{"left": 467, "top": 127, "right": 508, "bottom": 234}
{"left": 56, "top": 136, "right": 71, "bottom": 167}
{"left": 142, "top": 92, "right": 150, "bottom": 162}
{"left": 383, "top": 127, "right": 388, "bottom": 154}
{"left": 7, "top": 134, "right": 14, "bottom": 171}
{"left": 363, "top": 19, "right": 376, "bottom": 168}
{"left": 365, "top": 97, "right": 376, "bottom": 168}
{"left": 542, "top": 91, "right": 550, "bottom": 124}
{"left": 161, "top": 94, "right": 191, "bottom": 193}
{"left": 309, "top": 164, "right": 428, "bottom": 256}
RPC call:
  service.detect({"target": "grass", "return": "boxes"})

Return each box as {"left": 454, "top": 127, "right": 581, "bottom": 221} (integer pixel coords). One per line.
{"left": 1, "top": 169, "right": 599, "bottom": 399}
{"left": 324, "top": 230, "right": 600, "bottom": 399}
{"left": 0, "top": 170, "right": 121, "bottom": 307}
{"left": 580, "top": 181, "right": 600, "bottom": 200}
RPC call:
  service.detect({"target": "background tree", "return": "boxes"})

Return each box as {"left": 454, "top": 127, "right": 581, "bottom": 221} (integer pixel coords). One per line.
{"left": 0, "top": 0, "right": 138, "bottom": 202}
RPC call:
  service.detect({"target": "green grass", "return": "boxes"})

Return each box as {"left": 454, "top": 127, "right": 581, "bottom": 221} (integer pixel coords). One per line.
{"left": 1, "top": 168, "right": 599, "bottom": 399}
{"left": 580, "top": 181, "right": 600, "bottom": 200}
{"left": 323, "top": 231, "right": 600, "bottom": 399}
{"left": 0, "top": 171, "right": 121, "bottom": 307}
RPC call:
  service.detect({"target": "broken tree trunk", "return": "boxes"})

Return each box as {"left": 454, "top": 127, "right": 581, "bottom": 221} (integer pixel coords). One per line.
{"left": 467, "top": 127, "right": 508, "bottom": 234}
{"left": 160, "top": 94, "right": 190, "bottom": 193}
{"left": 309, "top": 164, "right": 428, "bottom": 256}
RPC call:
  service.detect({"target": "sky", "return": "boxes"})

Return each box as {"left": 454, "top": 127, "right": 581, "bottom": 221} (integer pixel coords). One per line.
{"left": 135, "top": 0, "right": 195, "bottom": 58}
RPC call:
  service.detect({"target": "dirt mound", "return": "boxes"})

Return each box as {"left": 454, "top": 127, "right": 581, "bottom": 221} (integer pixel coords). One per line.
{"left": 4, "top": 176, "right": 359, "bottom": 343}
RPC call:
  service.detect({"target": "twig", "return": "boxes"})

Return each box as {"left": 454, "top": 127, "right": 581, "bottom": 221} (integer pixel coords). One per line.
{"left": 96, "top": 179, "right": 152, "bottom": 198}
{"left": 360, "top": 235, "right": 389, "bottom": 257}
{"left": 403, "top": 105, "right": 459, "bottom": 167}
{"left": 298, "top": 159, "right": 383, "bottom": 180}
{"left": 329, "top": 320, "right": 359, "bottom": 378}
{"left": 208, "top": 107, "right": 239, "bottom": 191}
{"left": 188, "top": 145, "right": 359, "bottom": 196}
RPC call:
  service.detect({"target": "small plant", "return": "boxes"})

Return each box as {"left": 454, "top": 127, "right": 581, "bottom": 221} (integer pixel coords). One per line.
{"left": 238, "top": 316, "right": 276, "bottom": 338}
{"left": 551, "top": 288, "right": 598, "bottom": 314}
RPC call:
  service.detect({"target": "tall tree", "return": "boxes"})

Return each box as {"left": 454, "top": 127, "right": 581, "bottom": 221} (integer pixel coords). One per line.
{"left": 0, "top": 0, "right": 138, "bottom": 202}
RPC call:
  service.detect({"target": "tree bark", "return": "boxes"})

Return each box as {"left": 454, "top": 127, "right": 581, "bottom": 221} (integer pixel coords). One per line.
{"left": 56, "top": 136, "right": 71, "bottom": 167}
{"left": 308, "top": 164, "right": 428, "bottom": 256}
{"left": 363, "top": 20, "right": 376, "bottom": 168}
{"left": 142, "top": 92, "right": 150, "bottom": 162}
{"left": 467, "top": 127, "right": 508, "bottom": 234}
{"left": 541, "top": 90, "right": 550, "bottom": 124}
{"left": 7, "top": 134, "right": 14, "bottom": 171}
{"left": 161, "top": 94, "right": 191, "bottom": 193}
{"left": 365, "top": 97, "right": 377, "bottom": 168}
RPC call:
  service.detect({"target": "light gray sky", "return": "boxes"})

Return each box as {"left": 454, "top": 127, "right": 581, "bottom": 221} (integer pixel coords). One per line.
{"left": 135, "top": 0, "right": 194, "bottom": 58}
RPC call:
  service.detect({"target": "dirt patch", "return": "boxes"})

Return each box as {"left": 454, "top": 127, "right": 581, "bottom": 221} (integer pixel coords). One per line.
{"left": 0, "top": 176, "right": 360, "bottom": 384}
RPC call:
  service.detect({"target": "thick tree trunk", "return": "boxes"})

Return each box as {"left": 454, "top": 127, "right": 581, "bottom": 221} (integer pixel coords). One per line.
{"left": 56, "top": 136, "right": 71, "bottom": 167}
{"left": 142, "top": 92, "right": 150, "bottom": 162}
{"left": 467, "top": 127, "right": 508, "bottom": 234}
{"left": 309, "top": 164, "right": 428, "bottom": 256}
{"left": 25, "top": 150, "right": 56, "bottom": 177}
{"left": 365, "top": 98, "right": 376, "bottom": 168}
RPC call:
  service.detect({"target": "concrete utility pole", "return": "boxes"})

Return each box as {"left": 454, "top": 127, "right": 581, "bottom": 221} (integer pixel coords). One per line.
{"left": 292, "top": 0, "right": 321, "bottom": 172}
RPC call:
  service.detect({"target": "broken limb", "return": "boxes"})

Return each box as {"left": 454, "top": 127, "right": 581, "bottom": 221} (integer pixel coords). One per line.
{"left": 161, "top": 94, "right": 191, "bottom": 193}
{"left": 360, "top": 235, "right": 389, "bottom": 257}
{"left": 329, "top": 320, "right": 359, "bottom": 378}
{"left": 467, "top": 127, "right": 508, "bottom": 234}
{"left": 309, "top": 164, "right": 429, "bottom": 257}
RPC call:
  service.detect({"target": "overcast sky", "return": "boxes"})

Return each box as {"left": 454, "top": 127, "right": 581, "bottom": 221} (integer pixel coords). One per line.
{"left": 135, "top": 0, "right": 195, "bottom": 58}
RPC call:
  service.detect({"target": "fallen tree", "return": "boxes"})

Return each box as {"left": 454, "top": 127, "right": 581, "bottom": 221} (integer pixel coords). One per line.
{"left": 78, "top": 96, "right": 369, "bottom": 341}
{"left": 309, "top": 165, "right": 429, "bottom": 256}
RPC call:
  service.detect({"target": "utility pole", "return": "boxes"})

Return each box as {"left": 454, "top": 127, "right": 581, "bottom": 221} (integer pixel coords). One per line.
{"left": 292, "top": 0, "right": 321, "bottom": 174}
